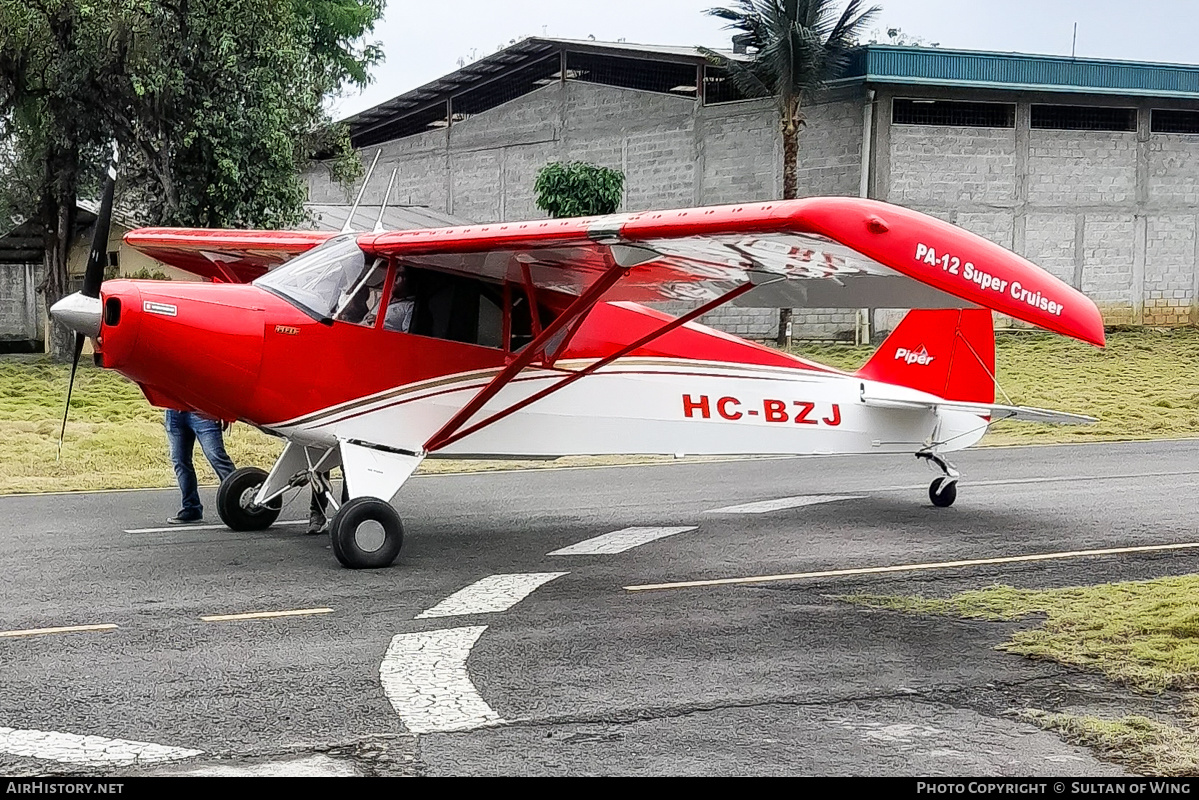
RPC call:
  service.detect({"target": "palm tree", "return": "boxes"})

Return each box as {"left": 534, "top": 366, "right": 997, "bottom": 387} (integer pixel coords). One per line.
{"left": 701, "top": 1, "right": 879, "bottom": 344}
{"left": 701, "top": 0, "right": 879, "bottom": 200}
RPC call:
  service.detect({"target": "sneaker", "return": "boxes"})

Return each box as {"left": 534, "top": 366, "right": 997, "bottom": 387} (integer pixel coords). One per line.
{"left": 167, "top": 514, "right": 202, "bottom": 525}
{"left": 306, "top": 517, "right": 326, "bottom": 536}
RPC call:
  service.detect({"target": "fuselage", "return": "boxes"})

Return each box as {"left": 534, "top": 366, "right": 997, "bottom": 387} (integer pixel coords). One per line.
{"left": 93, "top": 278, "right": 985, "bottom": 458}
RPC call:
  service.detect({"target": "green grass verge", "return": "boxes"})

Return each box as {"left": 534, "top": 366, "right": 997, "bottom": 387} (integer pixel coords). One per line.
{"left": 843, "top": 577, "right": 1199, "bottom": 692}
{"left": 842, "top": 577, "right": 1199, "bottom": 775}
{"left": 4, "top": 327, "right": 1198, "bottom": 494}
{"left": 1022, "top": 711, "right": 1199, "bottom": 777}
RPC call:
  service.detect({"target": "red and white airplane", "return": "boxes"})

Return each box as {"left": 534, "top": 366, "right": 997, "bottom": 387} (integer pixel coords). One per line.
{"left": 53, "top": 150, "right": 1104, "bottom": 569}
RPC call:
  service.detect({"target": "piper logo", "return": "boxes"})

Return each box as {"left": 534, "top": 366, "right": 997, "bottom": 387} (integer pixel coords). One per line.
{"left": 895, "top": 345, "right": 935, "bottom": 366}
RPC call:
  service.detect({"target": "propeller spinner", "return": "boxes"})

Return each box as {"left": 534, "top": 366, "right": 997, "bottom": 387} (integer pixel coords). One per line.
{"left": 50, "top": 142, "right": 119, "bottom": 459}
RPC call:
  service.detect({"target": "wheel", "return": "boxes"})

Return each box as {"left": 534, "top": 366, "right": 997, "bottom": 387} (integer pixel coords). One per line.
{"left": 217, "top": 467, "right": 282, "bottom": 531}
{"left": 929, "top": 477, "right": 957, "bottom": 508}
{"left": 329, "top": 497, "right": 403, "bottom": 569}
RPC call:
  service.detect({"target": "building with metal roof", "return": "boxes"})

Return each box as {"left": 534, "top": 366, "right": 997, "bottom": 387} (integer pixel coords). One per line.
{"left": 309, "top": 39, "right": 1199, "bottom": 338}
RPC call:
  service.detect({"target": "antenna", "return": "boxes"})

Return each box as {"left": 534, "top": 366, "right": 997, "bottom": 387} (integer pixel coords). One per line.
{"left": 374, "top": 168, "right": 398, "bottom": 233}
{"left": 1071, "top": 23, "right": 1077, "bottom": 58}
{"left": 342, "top": 149, "right": 381, "bottom": 233}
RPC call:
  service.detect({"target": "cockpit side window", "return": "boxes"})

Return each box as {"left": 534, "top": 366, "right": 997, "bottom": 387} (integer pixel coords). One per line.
{"left": 253, "top": 234, "right": 366, "bottom": 320}
{"left": 334, "top": 258, "right": 387, "bottom": 327}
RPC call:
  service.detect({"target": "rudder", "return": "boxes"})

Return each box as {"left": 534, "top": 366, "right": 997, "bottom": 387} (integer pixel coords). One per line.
{"left": 856, "top": 309, "right": 995, "bottom": 404}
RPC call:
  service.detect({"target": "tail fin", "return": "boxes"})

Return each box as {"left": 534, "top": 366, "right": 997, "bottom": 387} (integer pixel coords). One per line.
{"left": 856, "top": 309, "right": 995, "bottom": 404}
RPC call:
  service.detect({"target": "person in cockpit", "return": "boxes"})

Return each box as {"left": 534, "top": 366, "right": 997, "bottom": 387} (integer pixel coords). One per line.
{"left": 382, "top": 269, "right": 415, "bottom": 333}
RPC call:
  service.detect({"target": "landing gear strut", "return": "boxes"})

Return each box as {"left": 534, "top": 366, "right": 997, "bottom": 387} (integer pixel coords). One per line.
{"left": 916, "top": 451, "right": 959, "bottom": 508}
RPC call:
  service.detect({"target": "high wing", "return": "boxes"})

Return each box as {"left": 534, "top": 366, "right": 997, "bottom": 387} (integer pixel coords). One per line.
{"left": 124, "top": 228, "right": 336, "bottom": 283}
{"left": 124, "top": 197, "right": 1104, "bottom": 346}
{"left": 353, "top": 197, "right": 1104, "bottom": 346}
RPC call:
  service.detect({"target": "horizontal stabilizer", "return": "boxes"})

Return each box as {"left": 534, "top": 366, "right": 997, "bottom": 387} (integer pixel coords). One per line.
{"left": 860, "top": 387, "right": 1097, "bottom": 425}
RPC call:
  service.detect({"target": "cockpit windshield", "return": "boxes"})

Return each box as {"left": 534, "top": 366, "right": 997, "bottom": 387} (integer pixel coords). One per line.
{"left": 253, "top": 234, "right": 367, "bottom": 320}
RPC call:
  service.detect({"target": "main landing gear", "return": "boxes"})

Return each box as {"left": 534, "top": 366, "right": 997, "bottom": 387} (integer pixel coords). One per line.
{"left": 308, "top": 473, "right": 405, "bottom": 569}
{"left": 916, "top": 450, "right": 959, "bottom": 508}
{"left": 329, "top": 498, "right": 405, "bottom": 570}
{"left": 217, "top": 467, "right": 283, "bottom": 530}
{"left": 217, "top": 440, "right": 421, "bottom": 570}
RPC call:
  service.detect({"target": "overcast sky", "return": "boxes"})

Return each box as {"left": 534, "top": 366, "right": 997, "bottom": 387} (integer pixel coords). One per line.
{"left": 329, "top": 0, "right": 1198, "bottom": 120}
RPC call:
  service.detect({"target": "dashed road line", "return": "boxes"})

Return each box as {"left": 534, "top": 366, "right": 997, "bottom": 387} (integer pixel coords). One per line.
{"left": 415, "top": 573, "right": 567, "bottom": 619}
{"left": 705, "top": 495, "right": 862, "bottom": 514}
{"left": 548, "top": 526, "right": 697, "bottom": 556}
{"left": 200, "top": 608, "right": 334, "bottom": 622}
{"left": 0, "top": 727, "right": 202, "bottom": 767}
{"left": 625, "top": 541, "right": 1199, "bottom": 592}
{"left": 0, "top": 624, "right": 118, "bottom": 639}
{"left": 125, "top": 520, "right": 306, "bottom": 534}
{"left": 380, "top": 626, "right": 506, "bottom": 734}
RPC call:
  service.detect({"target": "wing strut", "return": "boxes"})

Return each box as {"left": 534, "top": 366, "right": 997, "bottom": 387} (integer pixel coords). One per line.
{"left": 424, "top": 281, "right": 756, "bottom": 453}
{"left": 423, "top": 262, "right": 629, "bottom": 453}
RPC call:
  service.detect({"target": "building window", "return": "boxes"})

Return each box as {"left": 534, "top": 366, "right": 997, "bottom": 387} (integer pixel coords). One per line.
{"left": 703, "top": 65, "right": 753, "bottom": 105}
{"left": 1031, "top": 105, "right": 1136, "bottom": 132}
{"left": 1151, "top": 109, "right": 1199, "bottom": 134}
{"left": 891, "top": 99, "right": 1015, "bottom": 128}
{"left": 565, "top": 52, "right": 698, "bottom": 98}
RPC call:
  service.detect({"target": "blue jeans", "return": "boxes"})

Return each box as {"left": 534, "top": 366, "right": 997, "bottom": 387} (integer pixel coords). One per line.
{"left": 165, "top": 410, "right": 236, "bottom": 519}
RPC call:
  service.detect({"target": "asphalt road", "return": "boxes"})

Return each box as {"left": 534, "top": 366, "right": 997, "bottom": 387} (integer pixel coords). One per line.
{"left": 3, "top": 439, "right": 1198, "bottom": 777}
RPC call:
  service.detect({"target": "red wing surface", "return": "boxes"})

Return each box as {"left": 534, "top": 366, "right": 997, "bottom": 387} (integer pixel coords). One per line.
{"left": 357, "top": 198, "right": 1104, "bottom": 346}
{"left": 123, "top": 198, "right": 1103, "bottom": 345}
{"left": 123, "top": 229, "right": 336, "bottom": 283}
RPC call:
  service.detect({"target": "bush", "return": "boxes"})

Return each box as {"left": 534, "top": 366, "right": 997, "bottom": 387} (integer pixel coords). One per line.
{"left": 533, "top": 161, "right": 624, "bottom": 218}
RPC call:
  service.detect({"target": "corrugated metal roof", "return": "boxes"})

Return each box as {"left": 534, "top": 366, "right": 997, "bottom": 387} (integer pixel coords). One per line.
{"left": 339, "top": 37, "right": 737, "bottom": 135}
{"left": 301, "top": 204, "right": 472, "bottom": 232}
{"left": 847, "top": 45, "right": 1199, "bottom": 99}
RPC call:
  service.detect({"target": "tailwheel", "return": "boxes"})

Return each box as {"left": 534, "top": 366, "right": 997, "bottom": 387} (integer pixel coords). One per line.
{"left": 218, "top": 467, "right": 283, "bottom": 530}
{"left": 330, "top": 497, "right": 404, "bottom": 569}
{"left": 929, "top": 477, "right": 958, "bottom": 508}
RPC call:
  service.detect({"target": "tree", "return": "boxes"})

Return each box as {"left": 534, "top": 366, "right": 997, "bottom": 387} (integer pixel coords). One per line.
{"left": 0, "top": 0, "right": 383, "bottom": 356}
{"left": 700, "top": 1, "right": 878, "bottom": 344}
{"left": 534, "top": 161, "right": 625, "bottom": 218}
{"left": 867, "top": 26, "right": 939, "bottom": 47}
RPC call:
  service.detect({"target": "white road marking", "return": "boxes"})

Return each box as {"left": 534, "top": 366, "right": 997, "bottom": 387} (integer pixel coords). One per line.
{"left": 200, "top": 608, "right": 333, "bottom": 622}
{"left": 415, "top": 573, "right": 567, "bottom": 619}
{"left": 380, "top": 626, "right": 506, "bottom": 733}
{"left": 548, "top": 526, "right": 697, "bottom": 556}
{"left": 0, "top": 624, "right": 117, "bottom": 638}
{"left": 0, "top": 726, "right": 202, "bottom": 767}
{"left": 625, "top": 541, "right": 1199, "bottom": 592}
{"left": 125, "top": 520, "right": 306, "bottom": 534}
{"left": 705, "top": 495, "right": 862, "bottom": 514}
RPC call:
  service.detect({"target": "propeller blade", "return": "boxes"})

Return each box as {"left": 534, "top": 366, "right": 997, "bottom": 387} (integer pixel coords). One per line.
{"left": 57, "top": 141, "right": 118, "bottom": 460}
{"left": 81, "top": 142, "right": 119, "bottom": 299}
{"left": 56, "top": 333, "right": 86, "bottom": 462}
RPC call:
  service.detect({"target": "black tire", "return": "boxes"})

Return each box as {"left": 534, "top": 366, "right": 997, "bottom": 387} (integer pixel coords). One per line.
{"left": 330, "top": 497, "right": 403, "bottom": 569}
{"left": 217, "top": 467, "right": 283, "bottom": 531}
{"left": 929, "top": 477, "right": 957, "bottom": 508}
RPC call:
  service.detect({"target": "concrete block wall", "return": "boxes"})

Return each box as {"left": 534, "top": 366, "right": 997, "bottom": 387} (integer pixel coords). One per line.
{"left": 306, "top": 82, "right": 875, "bottom": 342}
{"left": 306, "top": 78, "right": 1199, "bottom": 343}
{"left": 0, "top": 263, "right": 42, "bottom": 341}
{"left": 891, "top": 126, "right": 1017, "bottom": 206}
{"left": 875, "top": 90, "right": 1199, "bottom": 331}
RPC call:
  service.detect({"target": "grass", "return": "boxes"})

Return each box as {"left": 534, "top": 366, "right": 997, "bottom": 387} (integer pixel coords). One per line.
{"left": 3, "top": 327, "right": 1198, "bottom": 494}
{"left": 1022, "top": 711, "right": 1199, "bottom": 777}
{"left": 843, "top": 577, "right": 1199, "bottom": 693}
{"left": 842, "top": 577, "right": 1199, "bottom": 775}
